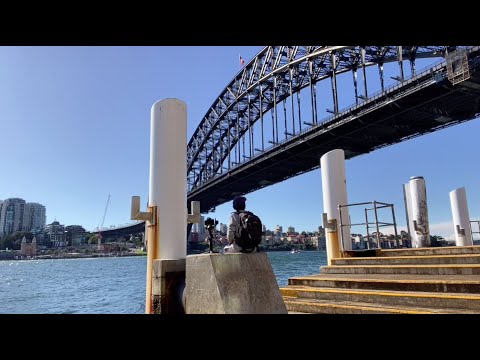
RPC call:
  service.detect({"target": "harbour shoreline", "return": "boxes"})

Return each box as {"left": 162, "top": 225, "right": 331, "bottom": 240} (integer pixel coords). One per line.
{"left": 0, "top": 252, "right": 146, "bottom": 262}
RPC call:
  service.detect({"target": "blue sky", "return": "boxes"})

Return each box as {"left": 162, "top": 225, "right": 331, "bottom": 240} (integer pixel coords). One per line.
{"left": 1, "top": 46, "right": 479, "bottom": 240}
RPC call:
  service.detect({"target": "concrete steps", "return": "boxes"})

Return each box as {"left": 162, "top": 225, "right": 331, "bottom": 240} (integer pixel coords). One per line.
{"left": 379, "top": 245, "right": 480, "bottom": 257}
{"left": 321, "top": 264, "right": 480, "bottom": 275}
{"left": 282, "top": 246, "right": 480, "bottom": 314}
{"left": 282, "top": 296, "right": 480, "bottom": 314}
{"left": 286, "top": 274, "right": 480, "bottom": 293}
{"left": 282, "top": 285, "right": 480, "bottom": 311}
{"left": 332, "top": 254, "right": 480, "bottom": 266}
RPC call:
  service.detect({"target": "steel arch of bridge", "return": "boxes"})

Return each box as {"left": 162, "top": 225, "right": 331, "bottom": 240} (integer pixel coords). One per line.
{"left": 187, "top": 46, "right": 454, "bottom": 194}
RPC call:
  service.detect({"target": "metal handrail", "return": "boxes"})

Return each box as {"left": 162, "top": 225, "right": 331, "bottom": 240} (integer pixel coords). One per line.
{"left": 470, "top": 220, "right": 480, "bottom": 241}
{"left": 338, "top": 200, "right": 399, "bottom": 250}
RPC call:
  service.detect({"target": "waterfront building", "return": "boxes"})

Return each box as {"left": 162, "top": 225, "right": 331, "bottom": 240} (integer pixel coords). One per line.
{"left": 317, "top": 235, "right": 326, "bottom": 250}
{"left": 220, "top": 223, "right": 227, "bottom": 235}
{"left": 264, "top": 235, "right": 274, "bottom": 245}
{"left": 192, "top": 216, "right": 206, "bottom": 240}
{"left": 0, "top": 198, "right": 26, "bottom": 237}
{"left": 45, "top": 221, "right": 66, "bottom": 247}
{"left": 309, "top": 236, "right": 320, "bottom": 249}
{"left": 0, "top": 198, "right": 46, "bottom": 238}
{"left": 275, "top": 225, "right": 282, "bottom": 240}
{"left": 25, "top": 203, "right": 46, "bottom": 232}
{"left": 317, "top": 226, "right": 325, "bottom": 236}
{"left": 31, "top": 228, "right": 46, "bottom": 246}
{"left": 65, "top": 225, "right": 86, "bottom": 246}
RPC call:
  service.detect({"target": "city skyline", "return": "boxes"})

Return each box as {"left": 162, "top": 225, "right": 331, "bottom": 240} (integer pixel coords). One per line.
{"left": 0, "top": 195, "right": 402, "bottom": 238}
{"left": 1, "top": 46, "right": 479, "bottom": 240}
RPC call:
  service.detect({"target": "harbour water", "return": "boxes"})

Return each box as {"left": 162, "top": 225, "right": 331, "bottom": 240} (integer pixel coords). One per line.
{"left": 0, "top": 251, "right": 327, "bottom": 314}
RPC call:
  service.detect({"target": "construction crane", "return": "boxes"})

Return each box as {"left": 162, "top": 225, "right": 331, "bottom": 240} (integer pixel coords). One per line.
{"left": 97, "top": 195, "right": 111, "bottom": 250}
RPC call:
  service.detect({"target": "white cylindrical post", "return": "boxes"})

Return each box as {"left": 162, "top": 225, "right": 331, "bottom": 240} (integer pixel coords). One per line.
{"left": 449, "top": 187, "right": 473, "bottom": 246}
{"left": 149, "top": 99, "right": 187, "bottom": 260}
{"left": 403, "top": 182, "right": 415, "bottom": 247}
{"left": 409, "top": 176, "right": 430, "bottom": 247}
{"left": 321, "top": 149, "right": 351, "bottom": 259}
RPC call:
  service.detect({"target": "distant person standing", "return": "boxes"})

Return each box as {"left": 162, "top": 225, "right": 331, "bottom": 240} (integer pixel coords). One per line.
{"left": 224, "top": 196, "right": 262, "bottom": 253}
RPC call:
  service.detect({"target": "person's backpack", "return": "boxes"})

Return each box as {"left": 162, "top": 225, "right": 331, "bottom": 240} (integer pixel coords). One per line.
{"left": 235, "top": 211, "right": 263, "bottom": 253}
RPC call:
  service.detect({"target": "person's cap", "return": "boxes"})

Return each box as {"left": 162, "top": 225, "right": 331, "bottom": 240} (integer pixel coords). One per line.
{"left": 233, "top": 196, "right": 246, "bottom": 209}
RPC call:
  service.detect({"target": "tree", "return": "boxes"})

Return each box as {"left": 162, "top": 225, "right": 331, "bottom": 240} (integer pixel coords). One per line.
{"left": 0, "top": 237, "right": 14, "bottom": 250}
{"left": 430, "top": 235, "right": 447, "bottom": 247}
{"left": 13, "top": 238, "right": 23, "bottom": 250}
{"left": 87, "top": 233, "right": 98, "bottom": 244}
{"left": 0, "top": 232, "right": 33, "bottom": 250}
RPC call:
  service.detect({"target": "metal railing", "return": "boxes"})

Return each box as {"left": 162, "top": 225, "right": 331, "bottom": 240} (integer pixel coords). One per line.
{"left": 470, "top": 220, "right": 480, "bottom": 241}
{"left": 338, "top": 201, "right": 399, "bottom": 250}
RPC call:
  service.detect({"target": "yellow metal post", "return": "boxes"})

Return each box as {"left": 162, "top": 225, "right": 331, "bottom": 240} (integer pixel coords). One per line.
{"left": 323, "top": 213, "right": 340, "bottom": 266}
{"left": 145, "top": 205, "right": 158, "bottom": 314}
{"left": 326, "top": 229, "right": 340, "bottom": 266}
{"left": 131, "top": 196, "right": 158, "bottom": 314}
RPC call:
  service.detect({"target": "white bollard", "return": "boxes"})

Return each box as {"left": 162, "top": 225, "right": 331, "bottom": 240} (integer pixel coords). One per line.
{"left": 321, "top": 149, "right": 351, "bottom": 259}
{"left": 409, "top": 176, "right": 430, "bottom": 247}
{"left": 449, "top": 187, "right": 473, "bottom": 246}
{"left": 149, "top": 99, "right": 187, "bottom": 260}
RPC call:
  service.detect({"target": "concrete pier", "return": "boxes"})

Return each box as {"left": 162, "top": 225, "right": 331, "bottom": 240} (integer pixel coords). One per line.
{"left": 184, "top": 252, "right": 287, "bottom": 314}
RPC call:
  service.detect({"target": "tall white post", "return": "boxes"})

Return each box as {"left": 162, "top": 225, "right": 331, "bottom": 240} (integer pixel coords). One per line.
{"left": 409, "top": 176, "right": 430, "bottom": 247}
{"left": 149, "top": 99, "right": 187, "bottom": 260}
{"left": 403, "top": 182, "right": 415, "bottom": 247}
{"left": 321, "top": 149, "right": 351, "bottom": 262}
{"left": 449, "top": 187, "right": 473, "bottom": 246}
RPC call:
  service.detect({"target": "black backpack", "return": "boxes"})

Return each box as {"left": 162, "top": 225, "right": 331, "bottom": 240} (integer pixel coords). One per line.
{"left": 234, "top": 211, "right": 263, "bottom": 253}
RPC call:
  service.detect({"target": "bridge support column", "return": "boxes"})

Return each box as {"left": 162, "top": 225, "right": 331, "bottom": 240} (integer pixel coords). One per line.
{"left": 450, "top": 187, "right": 473, "bottom": 246}
{"left": 146, "top": 98, "right": 187, "bottom": 314}
{"left": 321, "top": 149, "right": 351, "bottom": 266}
{"left": 409, "top": 176, "right": 431, "bottom": 248}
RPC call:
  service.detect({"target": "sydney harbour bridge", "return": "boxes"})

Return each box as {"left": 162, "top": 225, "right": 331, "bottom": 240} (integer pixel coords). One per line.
{"left": 99, "top": 45, "right": 480, "bottom": 238}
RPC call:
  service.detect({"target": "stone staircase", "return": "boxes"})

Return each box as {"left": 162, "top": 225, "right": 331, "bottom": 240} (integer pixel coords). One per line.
{"left": 280, "top": 245, "right": 480, "bottom": 314}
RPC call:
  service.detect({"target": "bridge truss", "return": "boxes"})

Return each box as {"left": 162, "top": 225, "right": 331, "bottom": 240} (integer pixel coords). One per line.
{"left": 187, "top": 46, "right": 480, "bottom": 212}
